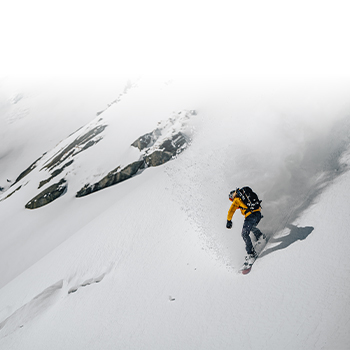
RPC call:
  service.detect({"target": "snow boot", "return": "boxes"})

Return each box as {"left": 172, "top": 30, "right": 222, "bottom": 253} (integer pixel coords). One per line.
{"left": 251, "top": 249, "right": 258, "bottom": 259}
{"left": 245, "top": 250, "right": 257, "bottom": 264}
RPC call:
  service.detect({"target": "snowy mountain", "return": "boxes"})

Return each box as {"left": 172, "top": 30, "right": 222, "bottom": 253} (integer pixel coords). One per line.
{"left": 1, "top": 76, "right": 350, "bottom": 350}
{"left": 2, "top": 93, "right": 195, "bottom": 209}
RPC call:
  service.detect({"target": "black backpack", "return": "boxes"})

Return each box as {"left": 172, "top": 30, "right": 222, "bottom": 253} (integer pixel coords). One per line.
{"left": 235, "top": 186, "right": 262, "bottom": 213}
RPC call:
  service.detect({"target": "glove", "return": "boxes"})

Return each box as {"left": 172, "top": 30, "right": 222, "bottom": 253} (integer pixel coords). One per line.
{"left": 226, "top": 220, "right": 232, "bottom": 229}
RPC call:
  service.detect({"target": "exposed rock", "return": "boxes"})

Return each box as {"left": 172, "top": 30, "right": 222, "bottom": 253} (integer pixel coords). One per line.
{"left": 12, "top": 109, "right": 195, "bottom": 206}
{"left": 25, "top": 179, "right": 67, "bottom": 209}
{"left": 131, "top": 128, "right": 161, "bottom": 151}
{"left": 144, "top": 150, "right": 172, "bottom": 167}
{"left": 12, "top": 155, "right": 44, "bottom": 186}
{"left": 144, "top": 132, "right": 189, "bottom": 166}
{"left": 43, "top": 125, "right": 107, "bottom": 171}
{"left": 76, "top": 160, "right": 145, "bottom": 197}
{"left": 0, "top": 186, "right": 22, "bottom": 202}
{"left": 76, "top": 130, "right": 189, "bottom": 197}
{"left": 76, "top": 111, "right": 194, "bottom": 198}
{"left": 38, "top": 160, "right": 74, "bottom": 189}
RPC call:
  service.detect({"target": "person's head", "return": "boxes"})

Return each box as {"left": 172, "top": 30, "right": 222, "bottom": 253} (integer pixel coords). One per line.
{"left": 229, "top": 190, "right": 236, "bottom": 201}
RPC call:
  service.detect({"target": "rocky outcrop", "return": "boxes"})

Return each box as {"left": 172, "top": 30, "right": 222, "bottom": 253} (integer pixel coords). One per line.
{"left": 3, "top": 107, "right": 195, "bottom": 208}
{"left": 76, "top": 160, "right": 145, "bottom": 197}
{"left": 25, "top": 179, "right": 67, "bottom": 209}
{"left": 76, "top": 112, "right": 193, "bottom": 198}
{"left": 12, "top": 155, "right": 44, "bottom": 186}
{"left": 43, "top": 125, "right": 106, "bottom": 171}
{"left": 3, "top": 121, "right": 107, "bottom": 209}
{"left": 143, "top": 132, "right": 189, "bottom": 166}
{"left": 38, "top": 160, "right": 74, "bottom": 189}
{"left": 131, "top": 128, "right": 161, "bottom": 151}
{"left": 0, "top": 185, "right": 22, "bottom": 202}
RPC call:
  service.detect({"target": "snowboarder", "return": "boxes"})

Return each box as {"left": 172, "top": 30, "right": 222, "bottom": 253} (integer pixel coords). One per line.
{"left": 226, "top": 187, "right": 265, "bottom": 262}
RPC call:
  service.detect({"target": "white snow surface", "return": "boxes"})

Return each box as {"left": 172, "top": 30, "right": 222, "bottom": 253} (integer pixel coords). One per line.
{"left": 1, "top": 76, "right": 350, "bottom": 350}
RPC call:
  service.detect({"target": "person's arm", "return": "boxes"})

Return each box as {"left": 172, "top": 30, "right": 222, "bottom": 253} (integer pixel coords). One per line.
{"left": 227, "top": 200, "right": 238, "bottom": 221}
{"left": 226, "top": 200, "right": 239, "bottom": 228}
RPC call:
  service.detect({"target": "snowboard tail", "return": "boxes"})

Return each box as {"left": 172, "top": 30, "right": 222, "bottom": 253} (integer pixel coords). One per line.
{"left": 241, "top": 265, "right": 253, "bottom": 274}
{"left": 239, "top": 236, "right": 267, "bottom": 274}
{"left": 239, "top": 258, "right": 255, "bottom": 274}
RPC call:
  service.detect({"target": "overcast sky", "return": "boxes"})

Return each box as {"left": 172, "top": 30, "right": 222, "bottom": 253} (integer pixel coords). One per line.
{"left": 1, "top": 0, "right": 349, "bottom": 81}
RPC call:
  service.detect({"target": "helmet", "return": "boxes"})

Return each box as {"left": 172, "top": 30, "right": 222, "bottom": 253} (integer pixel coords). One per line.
{"left": 229, "top": 190, "right": 236, "bottom": 201}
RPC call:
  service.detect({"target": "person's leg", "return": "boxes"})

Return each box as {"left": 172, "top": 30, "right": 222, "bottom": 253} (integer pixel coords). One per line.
{"left": 242, "top": 212, "right": 263, "bottom": 254}
{"left": 241, "top": 216, "right": 255, "bottom": 255}
{"left": 252, "top": 226, "right": 263, "bottom": 240}
{"left": 250, "top": 212, "right": 264, "bottom": 240}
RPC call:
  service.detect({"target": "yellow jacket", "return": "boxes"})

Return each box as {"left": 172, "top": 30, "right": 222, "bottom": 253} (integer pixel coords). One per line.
{"left": 227, "top": 197, "right": 261, "bottom": 220}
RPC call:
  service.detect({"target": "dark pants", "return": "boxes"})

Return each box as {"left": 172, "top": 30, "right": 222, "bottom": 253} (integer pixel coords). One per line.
{"left": 241, "top": 211, "right": 263, "bottom": 254}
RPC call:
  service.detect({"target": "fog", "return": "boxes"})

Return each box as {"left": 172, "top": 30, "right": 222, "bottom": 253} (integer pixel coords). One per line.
{"left": 160, "top": 77, "right": 350, "bottom": 264}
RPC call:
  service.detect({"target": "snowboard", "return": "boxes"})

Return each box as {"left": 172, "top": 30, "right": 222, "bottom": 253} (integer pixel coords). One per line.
{"left": 239, "top": 235, "right": 267, "bottom": 275}
{"left": 240, "top": 259, "right": 255, "bottom": 275}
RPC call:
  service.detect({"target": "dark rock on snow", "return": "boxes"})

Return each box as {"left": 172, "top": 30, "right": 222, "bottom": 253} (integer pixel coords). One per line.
{"left": 8, "top": 109, "right": 194, "bottom": 209}
{"left": 12, "top": 155, "right": 44, "bottom": 186}
{"left": 131, "top": 129, "right": 161, "bottom": 151}
{"left": 43, "top": 125, "right": 106, "bottom": 171}
{"left": 0, "top": 185, "right": 22, "bottom": 202}
{"left": 144, "top": 132, "right": 188, "bottom": 167}
{"left": 38, "top": 160, "right": 74, "bottom": 189}
{"left": 25, "top": 179, "right": 67, "bottom": 209}
{"left": 76, "top": 160, "right": 145, "bottom": 197}
{"left": 76, "top": 128, "right": 190, "bottom": 197}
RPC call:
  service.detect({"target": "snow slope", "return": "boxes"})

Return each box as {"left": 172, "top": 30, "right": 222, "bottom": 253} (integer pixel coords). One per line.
{"left": 0, "top": 76, "right": 132, "bottom": 187}
{"left": 1, "top": 77, "right": 350, "bottom": 350}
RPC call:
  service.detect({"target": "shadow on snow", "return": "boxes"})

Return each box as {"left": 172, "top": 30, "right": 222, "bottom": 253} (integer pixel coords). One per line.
{"left": 259, "top": 224, "right": 314, "bottom": 258}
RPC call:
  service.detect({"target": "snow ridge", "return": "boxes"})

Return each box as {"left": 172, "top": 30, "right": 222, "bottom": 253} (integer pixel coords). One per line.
{"left": 0, "top": 86, "right": 196, "bottom": 209}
